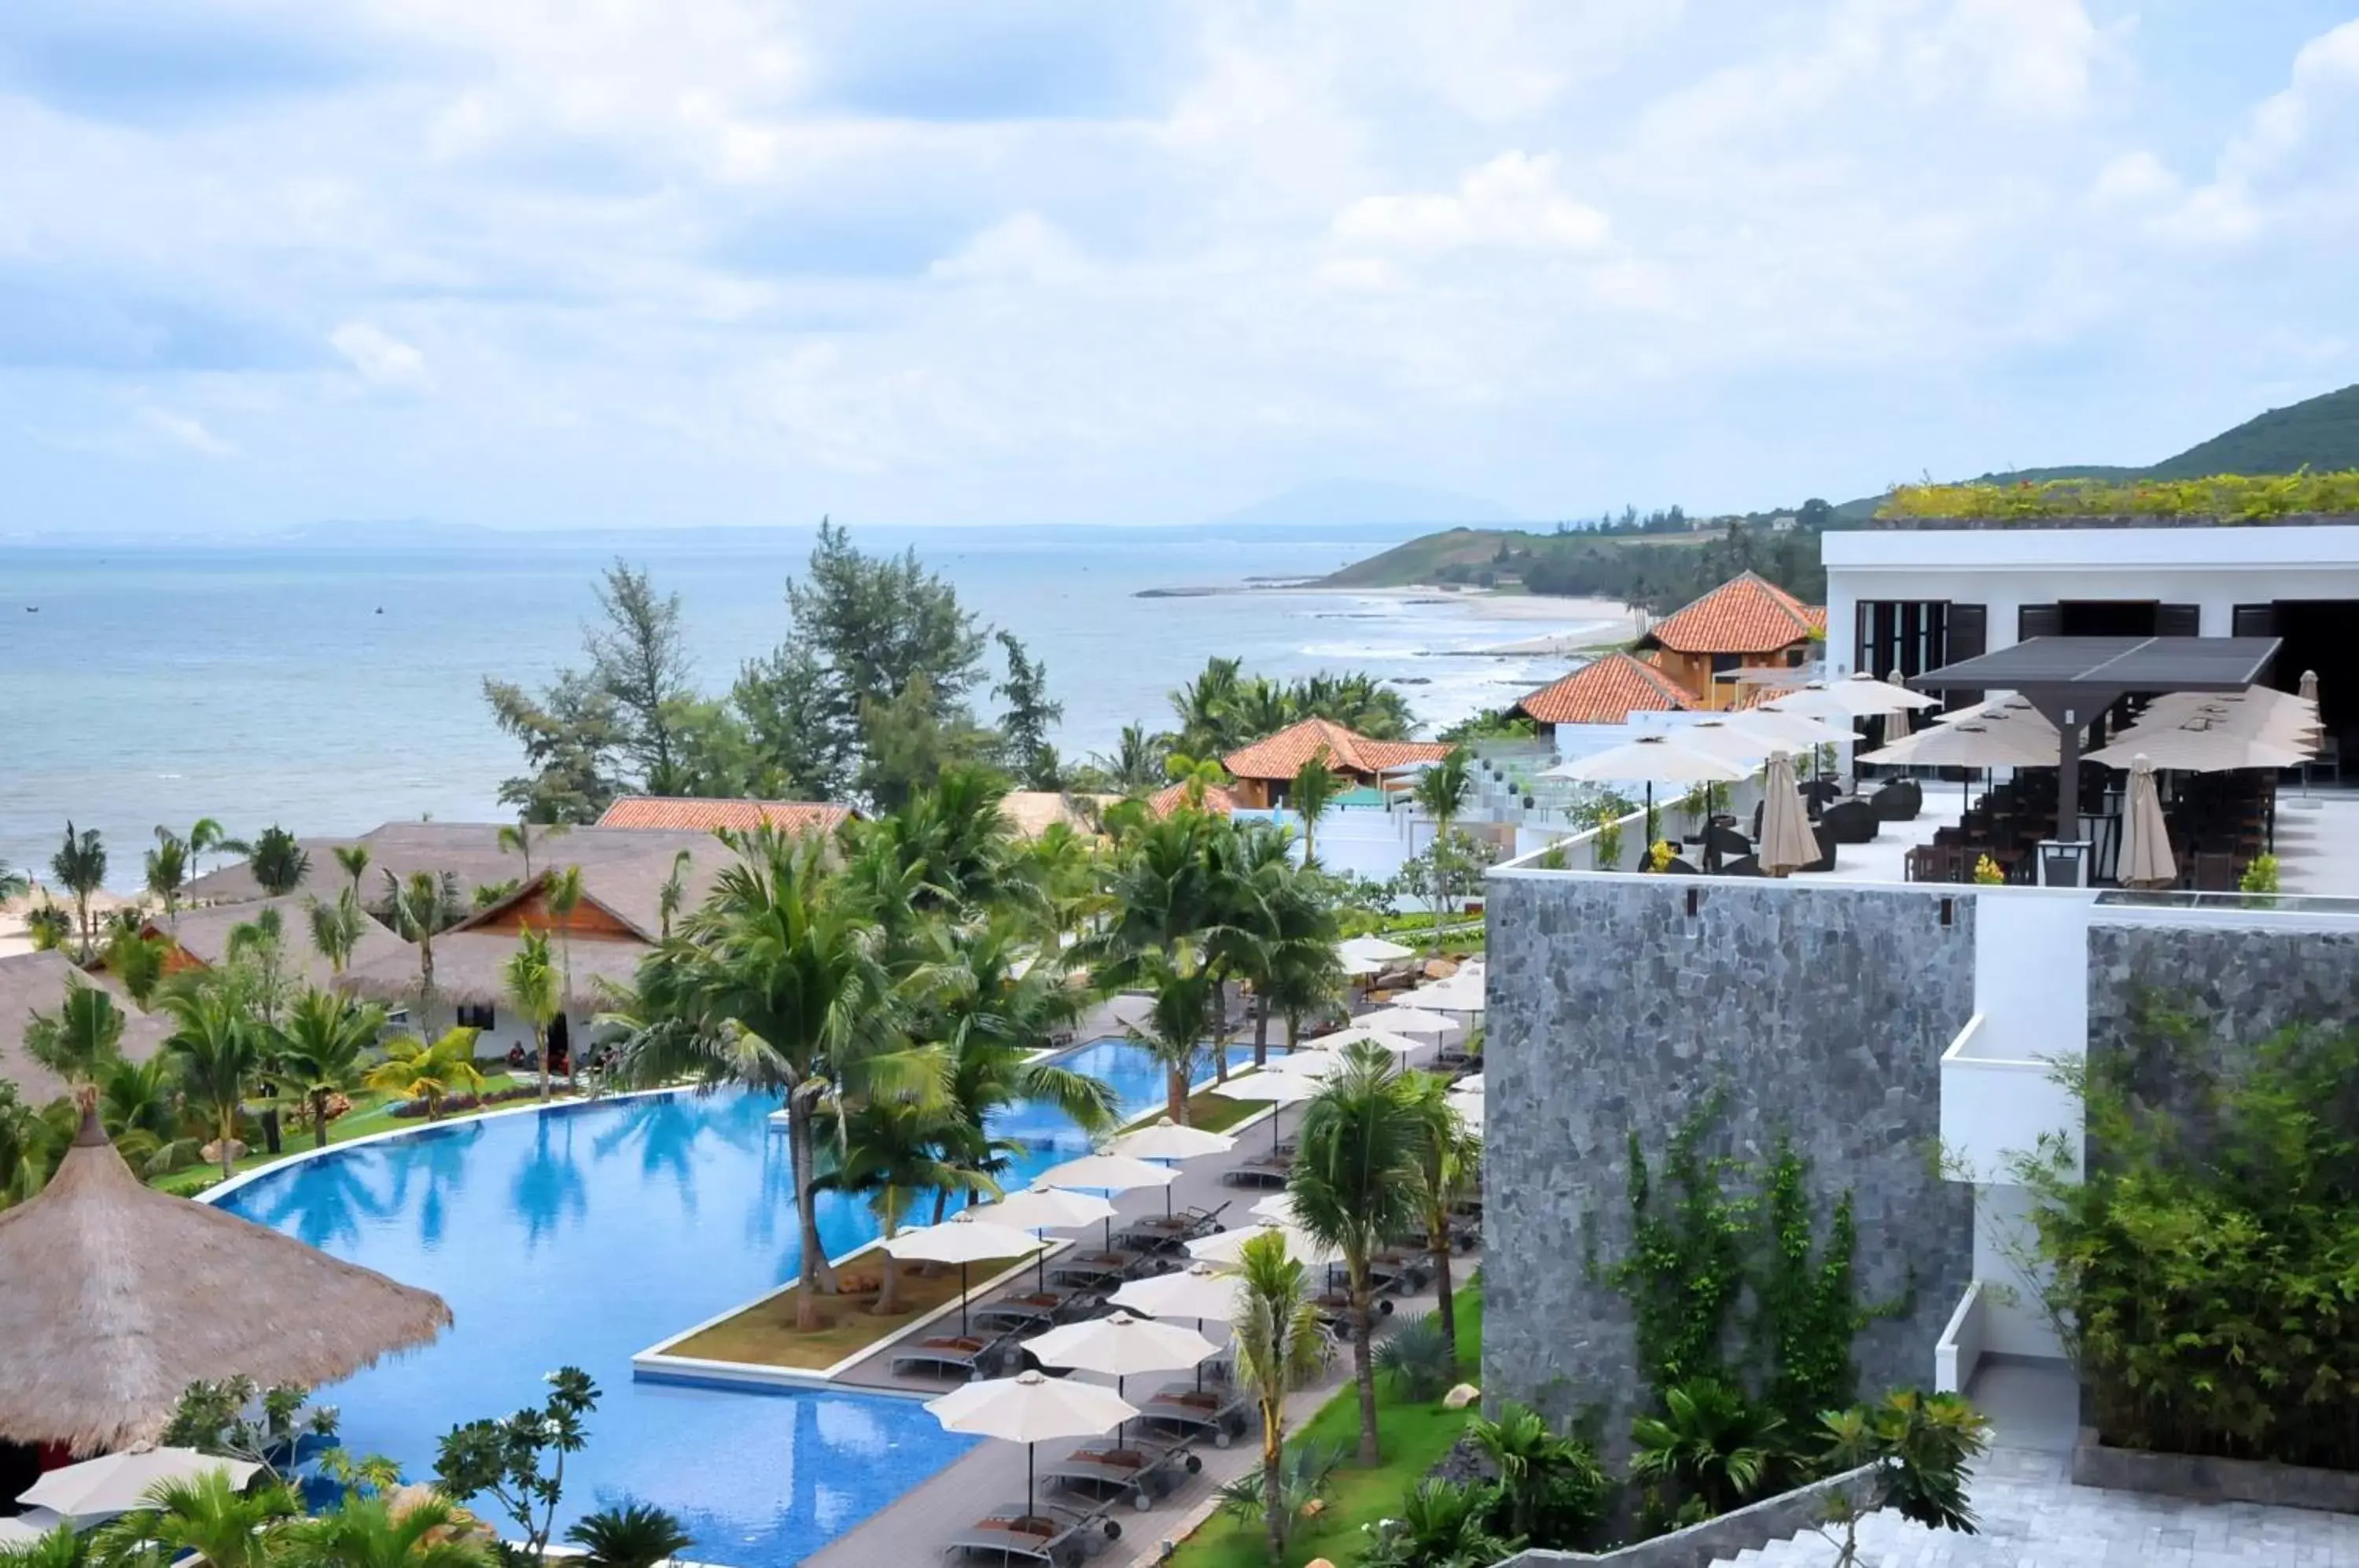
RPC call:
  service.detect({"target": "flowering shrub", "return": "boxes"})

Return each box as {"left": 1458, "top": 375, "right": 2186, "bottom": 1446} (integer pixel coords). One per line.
{"left": 1879, "top": 470, "right": 2359, "bottom": 522}
{"left": 1971, "top": 856, "right": 2004, "bottom": 885}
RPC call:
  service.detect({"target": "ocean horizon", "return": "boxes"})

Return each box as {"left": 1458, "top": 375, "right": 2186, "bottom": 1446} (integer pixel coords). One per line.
{"left": 1, "top": 523, "right": 1614, "bottom": 888}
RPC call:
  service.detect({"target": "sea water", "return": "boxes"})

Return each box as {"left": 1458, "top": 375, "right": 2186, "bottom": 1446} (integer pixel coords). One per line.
{"left": 0, "top": 525, "right": 1616, "bottom": 881}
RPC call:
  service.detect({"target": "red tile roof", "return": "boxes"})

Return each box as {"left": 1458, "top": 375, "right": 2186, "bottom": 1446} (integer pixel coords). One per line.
{"left": 1640, "top": 572, "right": 1824, "bottom": 656}
{"left": 1149, "top": 782, "right": 1241, "bottom": 818}
{"left": 594, "top": 797, "right": 855, "bottom": 834}
{"left": 1511, "top": 653, "right": 1699, "bottom": 726}
{"left": 1220, "top": 719, "right": 1450, "bottom": 781}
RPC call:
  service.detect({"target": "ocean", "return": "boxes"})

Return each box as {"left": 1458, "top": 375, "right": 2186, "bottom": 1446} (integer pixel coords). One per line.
{"left": 0, "top": 524, "right": 1614, "bottom": 887}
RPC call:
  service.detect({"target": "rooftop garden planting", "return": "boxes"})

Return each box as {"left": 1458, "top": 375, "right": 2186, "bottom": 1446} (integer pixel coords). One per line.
{"left": 1877, "top": 469, "right": 2359, "bottom": 522}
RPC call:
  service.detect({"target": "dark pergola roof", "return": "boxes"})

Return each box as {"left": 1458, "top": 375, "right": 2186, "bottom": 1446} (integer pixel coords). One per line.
{"left": 1909, "top": 635, "right": 2281, "bottom": 695}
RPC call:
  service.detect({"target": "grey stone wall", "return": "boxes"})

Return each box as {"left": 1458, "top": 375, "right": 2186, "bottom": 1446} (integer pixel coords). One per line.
{"left": 1482, "top": 872, "right": 1978, "bottom": 1448}
{"left": 2089, "top": 920, "right": 2359, "bottom": 1071}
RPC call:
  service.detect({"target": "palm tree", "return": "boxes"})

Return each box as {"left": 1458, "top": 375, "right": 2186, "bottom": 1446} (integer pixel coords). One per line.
{"left": 1162, "top": 753, "right": 1229, "bottom": 812}
{"left": 1629, "top": 1379, "right": 1787, "bottom": 1516}
{"left": 1092, "top": 722, "right": 1165, "bottom": 793}
{"left": 306, "top": 889, "right": 370, "bottom": 974}
{"left": 505, "top": 927, "right": 560, "bottom": 1102}
{"left": 22, "top": 904, "right": 71, "bottom": 953}
{"left": 1467, "top": 1403, "right": 1608, "bottom": 1543}
{"left": 609, "top": 825, "right": 944, "bottom": 1329}
{"left": 0, "top": 1521, "right": 89, "bottom": 1568}
{"left": 1231, "top": 1228, "right": 1332, "bottom": 1562}
{"left": 96, "top": 1054, "right": 195, "bottom": 1174}
{"left": 291, "top": 1490, "right": 493, "bottom": 1568}
{"left": 50, "top": 821, "right": 106, "bottom": 962}
{"left": 92, "top": 1471, "right": 301, "bottom": 1568}
{"left": 145, "top": 828, "right": 190, "bottom": 928}
{"left": 1289, "top": 1041, "right": 1423, "bottom": 1464}
{"left": 816, "top": 1096, "right": 993, "bottom": 1315}
{"left": 1411, "top": 748, "right": 1474, "bottom": 951}
{"left": 333, "top": 844, "right": 373, "bottom": 900}
{"left": 1402, "top": 1071, "right": 1482, "bottom": 1354}
{"left": 546, "top": 865, "right": 586, "bottom": 1078}
{"left": 383, "top": 869, "right": 461, "bottom": 1030}
{"left": 499, "top": 818, "right": 568, "bottom": 880}
{"left": 24, "top": 977, "right": 127, "bottom": 1090}
{"left": 187, "top": 817, "right": 248, "bottom": 878}
{"left": 275, "top": 988, "right": 386, "bottom": 1149}
{"left": 164, "top": 988, "right": 264, "bottom": 1179}
{"left": 1128, "top": 957, "right": 1216, "bottom": 1124}
{"left": 101, "top": 925, "right": 169, "bottom": 1008}
{"left": 248, "top": 826, "right": 311, "bottom": 896}
{"left": 1289, "top": 751, "right": 1341, "bottom": 864}
{"left": 563, "top": 1505, "right": 690, "bottom": 1568}
{"left": 363, "top": 1028, "right": 486, "bottom": 1121}
{"left": 0, "top": 1081, "right": 61, "bottom": 1207}
{"left": 0, "top": 860, "right": 27, "bottom": 907}
{"left": 656, "top": 849, "right": 692, "bottom": 940}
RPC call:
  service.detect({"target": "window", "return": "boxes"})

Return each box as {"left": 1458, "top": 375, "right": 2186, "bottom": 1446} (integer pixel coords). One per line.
{"left": 1853, "top": 600, "right": 1953, "bottom": 683}
{"left": 455, "top": 1003, "right": 496, "bottom": 1030}
{"left": 1709, "top": 651, "right": 1742, "bottom": 675}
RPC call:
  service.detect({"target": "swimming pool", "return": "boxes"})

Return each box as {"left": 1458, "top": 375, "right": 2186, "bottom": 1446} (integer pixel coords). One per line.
{"left": 209, "top": 1038, "right": 1257, "bottom": 1567}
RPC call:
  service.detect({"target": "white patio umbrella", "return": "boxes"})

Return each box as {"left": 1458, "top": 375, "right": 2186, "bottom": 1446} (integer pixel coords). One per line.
{"left": 1350, "top": 1006, "right": 1463, "bottom": 1041}
{"left": 1028, "top": 1310, "right": 1221, "bottom": 1438}
{"left": 1108, "top": 1120, "right": 1237, "bottom": 1162}
{"left": 1727, "top": 707, "right": 1857, "bottom": 750}
{"left": 2086, "top": 726, "right": 2313, "bottom": 773}
{"left": 970, "top": 1183, "right": 1119, "bottom": 1290}
{"left": 1758, "top": 750, "right": 1818, "bottom": 878}
{"left": 1662, "top": 720, "right": 1778, "bottom": 766}
{"left": 1338, "top": 954, "right": 1385, "bottom": 978}
{"left": 1930, "top": 696, "right": 2039, "bottom": 725}
{"left": 926, "top": 1370, "right": 1138, "bottom": 1520}
{"left": 1187, "top": 1220, "right": 1341, "bottom": 1268}
{"left": 1040, "top": 1149, "right": 1184, "bottom": 1231}
{"left": 1883, "top": 670, "right": 1915, "bottom": 743}
{"left": 1769, "top": 672, "right": 1938, "bottom": 718}
{"left": 1301, "top": 1026, "right": 1427, "bottom": 1057}
{"left": 1249, "top": 1191, "right": 1305, "bottom": 1225}
{"left": 1265, "top": 1048, "right": 1348, "bottom": 1079}
{"left": 2119, "top": 754, "right": 2177, "bottom": 889}
{"left": 1445, "top": 1089, "right": 1485, "bottom": 1131}
{"left": 1338, "top": 935, "right": 1415, "bottom": 966}
{"left": 1451, "top": 1073, "right": 1484, "bottom": 1095}
{"left": 1110, "top": 1262, "right": 1246, "bottom": 1321}
{"left": 1211, "top": 1069, "right": 1319, "bottom": 1148}
{"left": 0, "top": 1511, "right": 67, "bottom": 1548}
{"left": 23, "top": 1448, "right": 263, "bottom": 1520}
{"left": 1547, "top": 734, "right": 1751, "bottom": 852}
{"left": 1406, "top": 977, "right": 1484, "bottom": 1014}
{"left": 885, "top": 1213, "right": 1048, "bottom": 1335}
{"left": 1857, "top": 716, "right": 2060, "bottom": 770}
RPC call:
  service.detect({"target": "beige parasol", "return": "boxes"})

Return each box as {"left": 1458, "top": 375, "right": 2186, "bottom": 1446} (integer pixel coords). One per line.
{"left": 1757, "top": 752, "right": 1819, "bottom": 878}
{"left": 2119, "top": 754, "right": 2178, "bottom": 889}
{"left": 22, "top": 1446, "right": 263, "bottom": 1519}
{"left": 1883, "top": 671, "right": 1915, "bottom": 742}
{"left": 926, "top": 1370, "right": 1136, "bottom": 1519}
{"left": 0, "top": 1112, "right": 451, "bottom": 1455}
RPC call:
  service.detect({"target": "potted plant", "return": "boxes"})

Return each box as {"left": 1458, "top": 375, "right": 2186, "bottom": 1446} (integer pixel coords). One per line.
{"left": 2239, "top": 853, "right": 2280, "bottom": 907}
{"left": 1972, "top": 855, "right": 2004, "bottom": 886}
{"left": 1594, "top": 815, "right": 1625, "bottom": 871}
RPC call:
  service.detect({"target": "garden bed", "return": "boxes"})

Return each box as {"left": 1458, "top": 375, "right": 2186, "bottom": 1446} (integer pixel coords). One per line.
{"left": 2071, "top": 1430, "right": 2359, "bottom": 1515}
{"left": 653, "top": 1250, "right": 1042, "bottom": 1375}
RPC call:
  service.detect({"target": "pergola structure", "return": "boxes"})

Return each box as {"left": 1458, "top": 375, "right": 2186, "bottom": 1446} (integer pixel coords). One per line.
{"left": 1908, "top": 635, "right": 2282, "bottom": 879}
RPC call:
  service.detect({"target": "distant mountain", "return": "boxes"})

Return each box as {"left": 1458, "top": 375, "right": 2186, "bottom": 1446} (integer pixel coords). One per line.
{"left": 1213, "top": 480, "right": 1518, "bottom": 529}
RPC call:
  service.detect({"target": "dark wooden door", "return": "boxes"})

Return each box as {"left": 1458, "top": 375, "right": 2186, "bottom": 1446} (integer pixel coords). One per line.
{"left": 2018, "top": 603, "right": 2061, "bottom": 640}
{"left": 2156, "top": 604, "right": 2202, "bottom": 637}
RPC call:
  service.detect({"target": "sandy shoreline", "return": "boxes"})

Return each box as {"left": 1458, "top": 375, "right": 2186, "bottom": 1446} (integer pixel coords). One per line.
{"left": 1232, "top": 582, "right": 1643, "bottom": 653}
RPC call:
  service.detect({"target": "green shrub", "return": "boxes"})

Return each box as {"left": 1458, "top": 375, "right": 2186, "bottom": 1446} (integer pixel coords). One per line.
{"left": 1373, "top": 1312, "right": 1457, "bottom": 1402}
{"left": 1878, "top": 469, "right": 2359, "bottom": 522}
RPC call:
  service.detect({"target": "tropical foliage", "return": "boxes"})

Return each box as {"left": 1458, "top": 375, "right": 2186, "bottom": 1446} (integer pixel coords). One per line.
{"left": 1879, "top": 469, "right": 2359, "bottom": 522}
{"left": 1230, "top": 1227, "right": 1334, "bottom": 1560}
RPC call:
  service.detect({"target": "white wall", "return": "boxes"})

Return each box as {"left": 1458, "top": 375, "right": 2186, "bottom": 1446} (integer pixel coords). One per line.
{"left": 1822, "top": 524, "right": 2359, "bottom": 676}
{"left": 394, "top": 1000, "right": 610, "bottom": 1070}
{"left": 1973, "top": 1182, "right": 2067, "bottom": 1360}
{"left": 1972, "top": 891, "right": 2095, "bottom": 1066}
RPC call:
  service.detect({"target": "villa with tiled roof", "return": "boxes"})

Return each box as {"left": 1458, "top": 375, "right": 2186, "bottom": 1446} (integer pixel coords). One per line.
{"left": 1218, "top": 718, "right": 1451, "bottom": 809}
{"left": 1632, "top": 570, "right": 1824, "bottom": 709}
{"left": 1510, "top": 652, "right": 1698, "bottom": 727}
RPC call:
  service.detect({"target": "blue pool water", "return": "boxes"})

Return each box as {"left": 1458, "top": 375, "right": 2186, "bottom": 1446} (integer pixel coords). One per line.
{"left": 209, "top": 1039, "right": 1249, "bottom": 1567}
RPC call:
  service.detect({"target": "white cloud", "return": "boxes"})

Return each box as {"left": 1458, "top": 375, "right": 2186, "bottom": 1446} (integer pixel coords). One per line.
{"left": 1334, "top": 152, "right": 1608, "bottom": 253}
{"left": 141, "top": 407, "right": 237, "bottom": 458}
{"left": 928, "top": 214, "right": 1088, "bottom": 286}
{"left": 331, "top": 323, "right": 433, "bottom": 391}
{"left": 2156, "top": 18, "right": 2359, "bottom": 247}
{"left": 2090, "top": 151, "right": 2177, "bottom": 205}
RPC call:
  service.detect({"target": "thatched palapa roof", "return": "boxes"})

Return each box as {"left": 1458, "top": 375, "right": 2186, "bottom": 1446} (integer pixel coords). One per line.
{"left": 0, "top": 952, "right": 171, "bottom": 1107}
{"left": 145, "top": 896, "right": 407, "bottom": 994}
{"left": 0, "top": 1111, "right": 451, "bottom": 1454}
{"left": 180, "top": 822, "right": 716, "bottom": 907}
{"left": 340, "top": 932, "right": 653, "bottom": 1010}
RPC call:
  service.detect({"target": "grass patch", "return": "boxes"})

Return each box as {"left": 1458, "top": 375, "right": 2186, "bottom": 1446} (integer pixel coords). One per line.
{"left": 665, "top": 1253, "right": 1038, "bottom": 1371}
{"left": 1166, "top": 1281, "right": 1485, "bottom": 1568}
{"left": 153, "top": 1073, "right": 534, "bottom": 1195}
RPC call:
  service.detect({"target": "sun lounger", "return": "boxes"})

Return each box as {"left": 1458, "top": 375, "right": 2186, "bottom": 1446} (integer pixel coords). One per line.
{"left": 1369, "top": 1247, "right": 1434, "bottom": 1294}
{"left": 1047, "top": 1250, "right": 1147, "bottom": 1290}
{"left": 1040, "top": 1435, "right": 1202, "bottom": 1511}
{"left": 944, "top": 1500, "right": 1117, "bottom": 1568}
{"left": 1136, "top": 1382, "right": 1253, "bottom": 1448}
{"left": 970, "top": 1289, "right": 1099, "bottom": 1334}
{"left": 1114, "top": 1202, "right": 1228, "bottom": 1253}
{"left": 1219, "top": 1154, "right": 1292, "bottom": 1188}
{"left": 891, "top": 1334, "right": 1010, "bottom": 1381}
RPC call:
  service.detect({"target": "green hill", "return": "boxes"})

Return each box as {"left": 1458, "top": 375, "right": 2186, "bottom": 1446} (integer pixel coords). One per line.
{"left": 2144, "top": 383, "right": 2359, "bottom": 478}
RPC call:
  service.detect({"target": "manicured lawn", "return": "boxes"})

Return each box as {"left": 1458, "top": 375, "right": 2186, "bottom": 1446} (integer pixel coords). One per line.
{"left": 667, "top": 1253, "right": 1039, "bottom": 1370}
{"left": 152, "top": 1073, "right": 532, "bottom": 1194}
{"left": 1167, "top": 1281, "right": 1485, "bottom": 1568}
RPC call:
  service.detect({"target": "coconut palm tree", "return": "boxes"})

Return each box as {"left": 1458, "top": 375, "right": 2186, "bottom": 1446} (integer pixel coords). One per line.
{"left": 0, "top": 1521, "right": 89, "bottom": 1568}
{"left": 562, "top": 1504, "right": 691, "bottom": 1568}
{"left": 1401, "top": 1071, "right": 1482, "bottom": 1356}
{"left": 163, "top": 987, "right": 265, "bottom": 1180}
{"left": 656, "top": 849, "right": 692, "bottom": 940}
{"left": 499, "top": 818, "right": 568, "bottom": 880}
{"left": 816, "top": 1096, "right": 993, "bottom": 1315}
{"left": 1289, "top": 751, "right": 1342, "bottom": 865}
{"left": 101, "top": 925, "right": 170, "bottom": 1009}
{"left": 1411, "top": 749, "right": 1474, "bottom": 951}
{"left": 275, "top": 988, "right": 386, "bottom": 1149}
{"left": 1162, "top": 753, "right": 1229, "bottom": 812}
{"left": 333, "top": 844, "right": 372, "bottom": 900}
{"left": 291, "top": 1490, "right": 494, "bottom": 1568}
{"left": 50, "top": 821, "right": 106, "bottom": 962}
{"left": 0, "top": 1080, "right": 61, "bottom": 1207}
{"left": 305, "top": 889, "right": 369, "bottom": 975}
{"left": 92, "top": 1471, "right": 302, "bottom": 1568}
{"left": 1170, "top": 656, "right": 1246, "bottom": 755}
{"left": 95, "top": 1053, "right": 188, "bottom": 1161}
{"left": 248, "top": 826, "right": 311, "bottom": 897}
{"left": 0, "top": 859, "right": 27, "bottom": 906}
{"left": 1127, "top": 957, "right": 1217, "bottom": 1124}
{"left": 24, "top": 977, "right": 127, "bottom": 1090}
{"left": 505, "top": 927, "right": 560, "bottom": 1102}
{"left": 21, "top": 904, "right": 71, "bottom": 953}
{"left": 1231, "top": 1227, "right": 1332, "bottom": 1562}
{"left": 609, "top": 825, "right": 944, "bottom": 1328}
{"left": 1091, "top": 722, "right": 1165, "bottom": 793}
{"left": 363, "top": 1028, "right": 486, "bottom": 1121}
{"left": 546, "top": 866, "right": 585, "bottom": 1078}
{"left": 383, "top": 869, "right": 462, "bottom": 1031}
{"left": 145, "top": 828, "right": 190, "bottom": 929}
{"left": 1289, "top": 1041, "right": 1424, "bottom": 1463}
{"left": 187, "top": 817, "right": 248, "bottom": 878}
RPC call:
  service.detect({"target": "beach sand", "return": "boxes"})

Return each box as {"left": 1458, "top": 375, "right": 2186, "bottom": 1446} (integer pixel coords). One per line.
{"left": 1261, "top": 584, "right": 1642, "bottom": 652}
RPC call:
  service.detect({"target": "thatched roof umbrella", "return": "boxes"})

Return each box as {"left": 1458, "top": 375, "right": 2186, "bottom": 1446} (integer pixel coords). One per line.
{"left": 0, "top": 1108, "right": 452, "bottom": 1456}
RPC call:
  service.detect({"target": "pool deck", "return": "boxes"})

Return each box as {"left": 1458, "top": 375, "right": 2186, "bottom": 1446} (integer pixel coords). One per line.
{"left": 799, "top": 1080, "right": 1474, "bottom": 1568}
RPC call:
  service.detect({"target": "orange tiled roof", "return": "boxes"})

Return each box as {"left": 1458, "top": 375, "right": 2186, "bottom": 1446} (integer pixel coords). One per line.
{"left": 1149, "top": 782, "right": 1241, "bottom": 818}
{"left": 595, "top": 797, "right": 855, "bottom": 834}
{"left": 1220, "top": 719, "right": 1449, "bottom": 781}
{"left": 1639, "top": 572, "right": 1823, "bottom": 656}
{"left": 1511, "top": 653, "right": 1699, "bottom": 726}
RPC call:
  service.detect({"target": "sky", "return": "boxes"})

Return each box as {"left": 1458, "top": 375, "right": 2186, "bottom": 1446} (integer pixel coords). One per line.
{"left": 2, "top": 0, "right": 2357, "bottom": 534}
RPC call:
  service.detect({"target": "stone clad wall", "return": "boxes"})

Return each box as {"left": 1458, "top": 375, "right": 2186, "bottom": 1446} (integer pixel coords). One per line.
{"left": 2088, "top": 919, "right": 2359, "bottom": 1067}
{"left": 1481, "top": 872, "right": 1978, "bottom": 1448}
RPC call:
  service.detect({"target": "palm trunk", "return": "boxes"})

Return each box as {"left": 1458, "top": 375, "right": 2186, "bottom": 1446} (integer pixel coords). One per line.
{"left": 313, "top": 1090, "right": 332, "bottom": 1150}
{"left": 787, "top": 1087, "right": 834, "bottom": 1328}
{"left": 1262, "top": 1413, "right": 1286, "bottom": 1560}
{"left": 877, "top": 1220, "right": 903, "bottom": 1316}
{"left": 1428, "top": 1211, "right": 1458, "bottom": 1359}
{"left": 1253, "top": 995, "right": 1271, "bottom": 1068}
{"left": 1166, "top": 1065, "right": 1189, "bottom": 1126}
{"left": 218, "top": 1110, "right": 237, "bottom": 1180}
{"left": 536, "top": 1023, "right": 550, "bottom": 1102}
{"left": 1213, "top": 982, "right": 1232, "bottom": 1084}
{"left": 1349, "top": 1262, "right": 1381, "bottom": 1464}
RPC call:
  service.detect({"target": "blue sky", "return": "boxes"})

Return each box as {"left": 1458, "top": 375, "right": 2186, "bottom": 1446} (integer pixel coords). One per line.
{"left": 2, "top": 0, "right": 2356, "bottom": 533}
